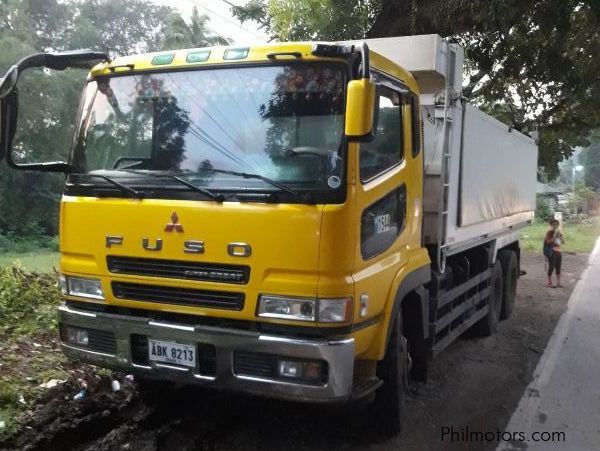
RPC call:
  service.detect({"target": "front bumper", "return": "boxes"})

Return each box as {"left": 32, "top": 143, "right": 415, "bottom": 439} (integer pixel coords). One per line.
{"left": 58, "top": 304, "right": 355, "bottom": 402}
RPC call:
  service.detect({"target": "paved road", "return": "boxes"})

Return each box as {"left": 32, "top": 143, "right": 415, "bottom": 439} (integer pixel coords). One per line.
{"left": 499, "top": 238, "right": 600, "bottom": 450}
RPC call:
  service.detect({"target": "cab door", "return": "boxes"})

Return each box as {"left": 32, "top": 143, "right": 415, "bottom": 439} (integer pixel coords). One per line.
{"left": 351, "top": 71, "right": 421, "bottom": 344}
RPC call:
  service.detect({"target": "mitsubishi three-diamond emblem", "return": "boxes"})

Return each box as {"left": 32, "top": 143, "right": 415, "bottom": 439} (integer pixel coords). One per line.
{"left": 165, "top": 211, "right": 184, "bottom": 232}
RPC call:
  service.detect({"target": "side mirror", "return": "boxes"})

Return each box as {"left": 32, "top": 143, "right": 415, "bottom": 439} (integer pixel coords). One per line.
{"left": 0, "top": 50, "right": 108, "bottom": 172}
{"left": 345, "top": 78, "right": 377, "bottom": 140}
{"left": 312, "top": 41, "right": 377, "bottom": 141}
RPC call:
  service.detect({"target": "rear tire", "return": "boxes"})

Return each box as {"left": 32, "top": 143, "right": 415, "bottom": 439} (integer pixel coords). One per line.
{"left": 372, "top": 311, "right": 409, "bottom": 436}
{"left": 472, "top": 259, "right": 503, "bottom": 337}
{"left": 498, "top": 250, "right": 518, "bottom": 320}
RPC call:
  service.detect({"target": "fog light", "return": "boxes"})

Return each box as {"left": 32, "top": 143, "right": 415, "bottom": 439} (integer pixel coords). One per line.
{"left": 277, "top": 359, "right": 323, "bottom": 381}
{"left": 66, "top": 327, "right": 89, "bottom": 346}
{"left": 303, "top": 362, "right": 322, "bottom": 380}
{"left": 278, "top": 360, "right": 302, "bottom": 378}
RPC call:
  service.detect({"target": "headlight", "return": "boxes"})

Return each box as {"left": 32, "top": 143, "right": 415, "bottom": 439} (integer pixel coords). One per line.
{"left": 62, "top": 275, "right": 105, "bottom": 300}
{"left": 257, "top": 295, "right": 316, "bottom": 321}
{"left": 258, "top": 295, "right": 353, "bottom": 323}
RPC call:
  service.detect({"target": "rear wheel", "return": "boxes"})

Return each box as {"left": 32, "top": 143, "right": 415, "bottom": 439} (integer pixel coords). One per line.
{"left": 472, "top": 259, "right": 503, "bottom": 337}
{"left": 498, "top": 250, "right": 518, "bottom": 320}
{"left": 372, "top": 311, "right": 409, "bottom": 436}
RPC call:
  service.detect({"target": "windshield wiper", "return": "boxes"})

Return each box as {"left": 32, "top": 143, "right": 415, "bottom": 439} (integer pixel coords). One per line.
{"left": 190, "top": 168, "right": 304, "bottom": 199}
{"left": 71, "top": 173, "right": 145, "bottom": 199}
{"left": 121, "top": 170, "right": 225, "bottom": 202}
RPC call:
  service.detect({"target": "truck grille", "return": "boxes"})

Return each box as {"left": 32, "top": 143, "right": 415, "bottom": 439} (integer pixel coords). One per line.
{"left": 112, "top": 282, "right": 244, "bottom": 310}
{"left": 107, "top": 256, "right": 250, "bottom": 284}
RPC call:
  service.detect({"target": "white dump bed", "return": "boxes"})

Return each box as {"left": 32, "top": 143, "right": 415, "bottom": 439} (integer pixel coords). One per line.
{"left": 367, "top": 35, "right": 538, "bottom": 263}
{"left": 460, "top": 104, "right": 537, "bottom": 227}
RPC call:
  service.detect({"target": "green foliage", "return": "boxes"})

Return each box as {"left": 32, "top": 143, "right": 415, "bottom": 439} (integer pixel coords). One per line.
{"left": 232, "top": 0, "right": 600, "bottom": 179}
{"left": 0, "top": 232, "right": 58, "bottom": 253}
{"left": 567, "top": 183, "right": 599, "bottom": 215}
{"left": 535, "top": 195, "right": 553, "bottom": 223}
{"left": 575, "top": 184, "right": 598, "bottom": 207}
{"left": 161, "top": 6, "right": 230, "bottom": 50}
{"left": 0, "top": 264, "right": 61, "bottom": 337}
{"left": 266, "top": 0, "right": 371, "bottom": 41}
{"left": 582, "top": 130, "right": 600, "bottom": 191}
{"left": 0, "top": 0, "right": 227, "bottom": 238}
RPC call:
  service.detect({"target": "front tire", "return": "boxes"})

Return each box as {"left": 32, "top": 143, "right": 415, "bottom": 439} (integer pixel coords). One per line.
{"left": 372, "top": 311, "right": 409, "bottom": 436}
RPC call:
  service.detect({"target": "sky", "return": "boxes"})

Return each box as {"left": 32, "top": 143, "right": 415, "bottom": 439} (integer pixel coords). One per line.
{"left": 153, "top": 0, "right": 269, "bottom": 45}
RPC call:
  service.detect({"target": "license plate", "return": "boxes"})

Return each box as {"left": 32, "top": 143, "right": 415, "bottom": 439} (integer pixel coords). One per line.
{"left": 148, "top": 339, "right": 196, "bottom": 368}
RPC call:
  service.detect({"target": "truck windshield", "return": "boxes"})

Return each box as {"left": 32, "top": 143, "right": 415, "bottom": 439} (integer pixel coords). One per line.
{"left": 71, "top": 63, "right": 347, "bottom": 199}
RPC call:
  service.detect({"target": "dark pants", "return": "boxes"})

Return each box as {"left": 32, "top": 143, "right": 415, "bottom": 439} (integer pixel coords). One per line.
{"left": 548, "top": 251, "right": 562, "bottom": 276}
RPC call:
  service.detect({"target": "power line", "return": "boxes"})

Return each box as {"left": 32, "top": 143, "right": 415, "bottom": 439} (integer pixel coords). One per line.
{"left": 188, "top": 0, "right": 266, "bottom": 41}
{"left": 218, "top": 0, "right": 239, "bottom": 8}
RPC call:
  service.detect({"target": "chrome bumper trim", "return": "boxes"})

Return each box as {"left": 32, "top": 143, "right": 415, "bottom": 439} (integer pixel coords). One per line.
{"left": 58, "top": 304, "right": 355, "bottom": 402}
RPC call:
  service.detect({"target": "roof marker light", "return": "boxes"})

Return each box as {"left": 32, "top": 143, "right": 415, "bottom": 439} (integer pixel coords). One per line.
{"left": 151, "top": 53, "right": 175, "bottom": 65}
{"left": 186, "top": 50, "right": 211, "bottom": 63}
{"left": 223, "top": 47, "right": 249, "bottom": 60}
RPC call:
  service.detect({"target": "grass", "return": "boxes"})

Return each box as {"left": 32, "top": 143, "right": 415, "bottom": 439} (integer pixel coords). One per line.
{"left": 520, "top": 217, "right": 600, "bottom": 254}
{"left": 0, "top": 251, "right": 59, "bottom": 272}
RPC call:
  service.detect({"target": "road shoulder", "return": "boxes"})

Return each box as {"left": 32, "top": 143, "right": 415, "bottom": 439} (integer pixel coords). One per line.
{"left": 498, "top": 238, "right": 600, "bottom": 450}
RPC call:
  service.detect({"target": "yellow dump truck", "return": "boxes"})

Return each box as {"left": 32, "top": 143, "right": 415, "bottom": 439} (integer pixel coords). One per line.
{"left": 0, "top": 35, "right": 537, "bottom": 434}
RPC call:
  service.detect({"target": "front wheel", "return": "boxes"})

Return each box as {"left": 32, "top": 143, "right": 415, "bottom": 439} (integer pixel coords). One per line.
{"left": 371, "top": 311, "right": 409, "bottom": 436}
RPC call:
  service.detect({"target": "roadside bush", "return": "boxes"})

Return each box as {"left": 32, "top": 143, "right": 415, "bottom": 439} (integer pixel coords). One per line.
{"left": 0, "top": 233, "right": 59, "bottom": 253}
{"left": 535, "top": 196, "right": 553, "bottom": 222}
{"left": 0, "top": 264, "right": 61, "bottom": 337}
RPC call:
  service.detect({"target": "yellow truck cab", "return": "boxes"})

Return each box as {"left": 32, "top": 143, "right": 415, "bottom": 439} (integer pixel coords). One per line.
{"left": 0, "top": 36, "right": 537, "bottom": 434}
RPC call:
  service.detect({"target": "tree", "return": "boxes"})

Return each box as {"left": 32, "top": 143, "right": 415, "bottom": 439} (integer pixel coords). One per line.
{"left": 162, "top": 6, "right": 229, "bottom": 50}
{"left": 0, "top": 0, "right": 204, "bottom": 236}
{"left": 232, "top": 0, "right": 600, "bottom": 179}
{"left": 63, "top": 0, "right": 176, "bottom": 55}
{"left": 0, "top": 33, "right": 66, "bottom": 235}
{"left": 582, "top": 130, "right": 600, "bottom": 191}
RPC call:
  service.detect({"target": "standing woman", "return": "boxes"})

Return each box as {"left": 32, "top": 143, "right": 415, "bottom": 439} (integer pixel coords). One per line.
{"left": 545, "top": 219, "right": 565, "bottom": 288}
